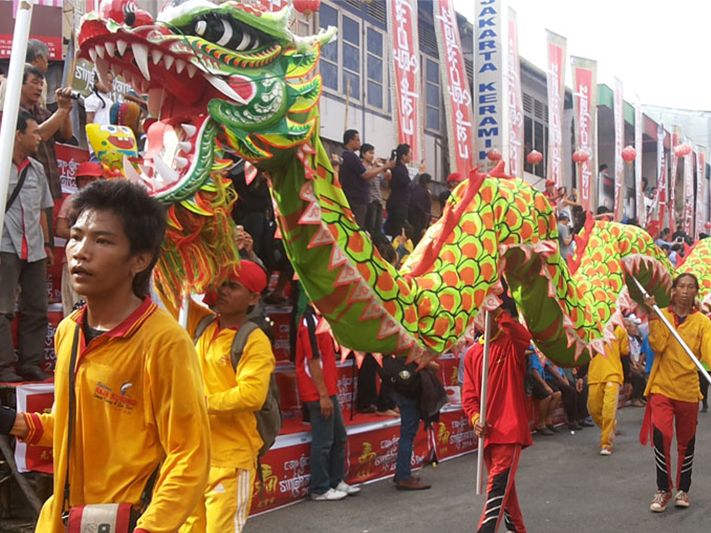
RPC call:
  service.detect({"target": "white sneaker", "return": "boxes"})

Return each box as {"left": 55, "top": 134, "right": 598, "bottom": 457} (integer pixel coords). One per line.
{"left": 311, "top": 488, "right": 347, "bottom": 501}
{"left": 334, "top": 481, "right": 361, "bottom": 495}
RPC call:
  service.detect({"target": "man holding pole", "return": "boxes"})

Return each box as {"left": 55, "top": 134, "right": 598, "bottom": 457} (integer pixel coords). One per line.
{"left": 462, "top": 297, "right": 532, "bottom": 533}
{"left": 640, "top": 273, "right": 711, "bottom": 512}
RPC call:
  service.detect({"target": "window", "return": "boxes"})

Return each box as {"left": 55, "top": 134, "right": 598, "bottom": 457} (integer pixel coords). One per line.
{"left": 523, "top": 92, "right": 549, "bottom": 177}
{"left": 366, "top": 27, "right": 384, "bottom": 109}
{"left": 318, "top": 3, "right": 362, "bottom": 103}
{"left": 319, "top": 4, "right": 339, "bottom": 92}
{"left": 424, "top": 56, "right": 441, "bottom": 132}
{"left": 342, "top": 15, "right": 361, "bottom": 101}
{"left": 293, "top": 9, "right": 314, "bottom": 38}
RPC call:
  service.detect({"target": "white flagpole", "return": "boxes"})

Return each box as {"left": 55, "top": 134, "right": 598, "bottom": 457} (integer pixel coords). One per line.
{"left": 0, "top": 0, "right": 35, "bottom": 234}
{"left": 476, "top": 310, "right": 492, "bottom": 495}
{"left": 178, "top": 290, "right": 190, "bottom": 329}
{"left": 631, "top": 276, "right": 711, "bottom": 386}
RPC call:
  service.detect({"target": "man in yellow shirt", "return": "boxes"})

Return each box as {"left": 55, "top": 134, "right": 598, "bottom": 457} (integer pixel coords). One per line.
{"left": 642, "top": 273, "right": 711, "bottom": 513}
{"left": 180, "top": 260, "right": 276, "bottom": 533}
{"left": 0, "top": 179, "right": 211, "bottom": 533}
{"left": 587, "top": 325, "right": 629, "bottom": 456}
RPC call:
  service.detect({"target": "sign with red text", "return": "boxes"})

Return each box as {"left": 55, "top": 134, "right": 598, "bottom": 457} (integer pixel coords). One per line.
{"left": 695, "top": 147, "right": 706, "bottom": 238}
{"left": 387, "top": 0, "right": 423, "bottom": 163}
{"left": 571, "top": 56, "right": 598, "bottom": 212}
{"left": 435, "top": 0, "right": 474, "bottom": 175}
{"left": 546, "top": 31, "right": 566, "bottom": 187}
{"left": 15, "top": 383, "right": 55, "bottom": 474}
{"left": 654, "top": 123, "right": 667, "bottom": 230}
{"left": 613, "top": 78, "right": 624, "bottom": 221}
{"left": 634, "top": 99, "right": 645, "bottom": 227}
{"left": 670, "top": 125, "right": 681, "bottom": 232}
{"left": 55, "top": 143, "right": 91, "bottom": 195}
{"left": 683, "top": 147, "right": 694, "bottom": 234}
{"left": 506, "top": 8, "right": 523, "bottom": 178}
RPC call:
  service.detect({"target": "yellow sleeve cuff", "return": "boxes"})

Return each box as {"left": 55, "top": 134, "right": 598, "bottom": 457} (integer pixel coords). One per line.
{"left": 471, "top": 413, "right": 480, "bottom": 426}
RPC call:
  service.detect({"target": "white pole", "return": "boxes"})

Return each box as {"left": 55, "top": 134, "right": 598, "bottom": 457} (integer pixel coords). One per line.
{"left": 178, "top": 290, "right": 190, "bottom": 329}
{"left": 631, "top": 276, "right": 711, "bottom": 386}
{"left": 476, "top": 310, "right": 492, "bottom": 496}
{"left": 0, "top": 0, "right": 35, "bottom": 235}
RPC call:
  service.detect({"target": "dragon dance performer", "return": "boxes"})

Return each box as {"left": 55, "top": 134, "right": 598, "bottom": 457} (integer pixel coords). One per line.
{"left": 586, "top": 324, "right": 629, "bottom": 456}
{"left": 463, "top": 298, "right": 532, "bottom": 533}
{"left": 641, "top": 273, "right": 711, "bottom": 512}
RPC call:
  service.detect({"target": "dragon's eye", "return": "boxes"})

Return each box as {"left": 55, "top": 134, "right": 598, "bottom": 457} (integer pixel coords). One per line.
{"left": 184, "top": 14, "right": 271, "bottom": 52}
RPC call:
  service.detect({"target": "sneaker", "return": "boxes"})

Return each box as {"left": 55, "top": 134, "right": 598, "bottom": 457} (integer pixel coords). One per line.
{"left": 568, "top": 422, "right": 582, "bottom": 431}
{"left": 334, "top": 481, "right": 361, "bottom": 495}
{"left": 545, "top": 424, "right": 558, "bottom": 433}
{"left": 579, "top": 419, "right": 595, "bottom": 428}
{"left": 650, "top": 490, "right": 672, "bottom": 512}
{"left": 395, "top": 477, "right": 431, "bottom": 490}
{"left": 674, "top": 490, "right": 690, "bottom": 508}
{"left": 599, "top": 446, "right": 612, "bottom": 456}
{"left": 536, "top": 426, "right": 555, "bottom": 436}
{"left": 311, "top": 488, "right": 347, "bottom": 501}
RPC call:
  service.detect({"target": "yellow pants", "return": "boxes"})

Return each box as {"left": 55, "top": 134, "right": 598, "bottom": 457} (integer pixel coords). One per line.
{"left": 587, "top": 382, "right": 619, "bottom": 448}
{"left": 180, "top": 466, "right": 255, "bottom": 533}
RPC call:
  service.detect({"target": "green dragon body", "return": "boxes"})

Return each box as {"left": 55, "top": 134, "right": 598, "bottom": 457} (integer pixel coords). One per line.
{"left": 80, "top": 0, "right": 684, "bottom": 366}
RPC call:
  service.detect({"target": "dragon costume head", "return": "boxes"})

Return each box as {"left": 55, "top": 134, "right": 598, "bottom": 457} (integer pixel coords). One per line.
{"left": 79, "top": 0, "right": 335, "bottom": 198}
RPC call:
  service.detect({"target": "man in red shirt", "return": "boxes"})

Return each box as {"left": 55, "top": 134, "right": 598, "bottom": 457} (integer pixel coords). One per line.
{"left": 295, "top": 299, "right": 360, "bottom": 501}
{"left": 463, "top": 300, "right": 533, "bottom": 533}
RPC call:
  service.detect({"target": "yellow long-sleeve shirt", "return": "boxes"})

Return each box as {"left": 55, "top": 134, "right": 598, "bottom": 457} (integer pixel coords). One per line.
{"left": 187, "top": 302, "right": 276, "bottom": 470}
{"left": 588, "top": 326, "right": 629, "bottom": 385}
{"left": 645, "top": 307, "right": 711, "bottom": 403}
{"left": 22, "top": 298, "right": 210, "bottom": 533}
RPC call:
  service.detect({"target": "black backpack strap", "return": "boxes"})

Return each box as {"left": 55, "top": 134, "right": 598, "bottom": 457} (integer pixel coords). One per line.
{"left": 5, "top": 165, "right": 31, "bottom": 213}
{"left": 230, "top": 321, "right": 260, "bottom": 371}
{"left": 193, "top": 314, "right": 217, "bottom": 344}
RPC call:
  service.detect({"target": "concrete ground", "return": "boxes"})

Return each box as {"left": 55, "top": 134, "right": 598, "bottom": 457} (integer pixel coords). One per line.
{"left": 246, "top": 405, "right": 711, "bottom": 533}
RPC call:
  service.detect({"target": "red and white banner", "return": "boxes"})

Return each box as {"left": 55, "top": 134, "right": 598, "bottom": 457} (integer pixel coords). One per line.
{"left": 435, "top": 0, "right": 474, "bottom": 175}
{"left": 682, "top": 146, "right": 694, "bottom": 235}
{"left": 257, "top": 0, "right": 288, "bottom": 10}
{"left": 506, "top": 8, "right": 523, "bottom": 178}
{"left": 387, "top": 0, "right": 424, "bottom": 163}
{"left": 546, "top": 31, "right": 566, "bottom": 187}
{"left": 654, "top": 123, "right": 667, "bottom": 231}
{"left": 56, "top": 143, "right": 91, "bottom": 195}
{"left": 15, "top": 383, "right": 55, "bottom": 474}
{"left": 613, "top": 77, "right": 624, "bottom": 221}
{"left": 571, "top": 56, "right": 598, "bottom": 212}
{"left": 670, "top": 126, "right": 681, "bottom": 233}
{"left": 634, "top": 99, "right": 645, "bottom": 226}
{"left": 696, "top": 146, "right": 706, "bottom": 238}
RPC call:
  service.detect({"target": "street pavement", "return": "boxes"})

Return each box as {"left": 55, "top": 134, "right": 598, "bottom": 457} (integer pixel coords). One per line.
{"left": 246, "top": 405, "right": 711, "bottom": 533}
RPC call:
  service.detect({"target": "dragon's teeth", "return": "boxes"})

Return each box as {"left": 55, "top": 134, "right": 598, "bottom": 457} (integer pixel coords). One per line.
{"left": 105, "top": 42, "right": 115, "bottom": 57}
{"left": 153, "top": 155, "right": 180, "bottom": 185}
{"left": 181, "top": 123, "right": 197, "bottom": 138}
{"left": 95, "top": 45, "right": 105, "bottom": 59}
{"left": 187, "top": 64, "right": 197, "bottom": 78}
{"left": 117, "top": 39, "right": 128, "bottom": 56}
{"left": 88, "top": 47, "right": 97, "bottom": 62}
{"left": 151, "top": 49, "right": 163, "bottom": 65}
{"left": 175, "top": 157, "right": 189, "bottom": 169}
{"left": 178, "top": 141, "right": 192, "bottom": 153}
{"left": 205, "top": 75, "right": 248, "bottom": 105}
{"left": 175, "top": 59, "right": 186, "bottom": 74}
{"left": 132, "top": 43, "right": 151, "bottom": 81}
{"left": 163, "top": 55, "right": 175, "bottom": 71}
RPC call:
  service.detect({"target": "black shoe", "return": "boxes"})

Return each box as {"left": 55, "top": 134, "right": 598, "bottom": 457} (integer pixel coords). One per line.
{"left": 568, "top": 422, "right": 582, "bottom": 430}
{"left": 701, "top": 404, "right": 708, "bottom": 413}
{"left": 537, "top": 427, "right": 555, "bottom": 436}
{"left": 579, "top": 419, "right": 595, "bottom": 428}
{"left": 357, "top": 405, "right": 377, "bottom": 414}
{"left": 546, "top": 424, "right": 558, "bottom": 433}
{"left": 17, "top": 366, "right": 50, "bottom": 382}
{"left": 0, "top": 370, "right": 24, "bottom": 383}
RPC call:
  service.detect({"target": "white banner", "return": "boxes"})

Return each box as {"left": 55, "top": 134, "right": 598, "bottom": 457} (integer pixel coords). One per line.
{"left": 634, "top": 98, "right": 644, "bottom": 226}
{"left": 613, "top": 77, "right": 624, "bottom": 221}
{"left": 506, "top": 8, "right": 523, "bottom": 178}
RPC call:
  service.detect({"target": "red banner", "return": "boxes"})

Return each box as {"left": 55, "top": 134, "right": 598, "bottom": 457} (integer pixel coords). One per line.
{"left": 696, "top": 147, "right": 706, "bottom": 238}
{"left": 670, "top": 126, "right": 681, "bottom": 233}
{"left": 654, "top": 123, "right": 667, "bottom": 232}
{"left": 683, "top": 148, "right": 694, "bottom": 234}
{"left": 15, "top": 384, "right": 55, "bottom": 474}
{"left": 387, "top": 0, "right": 423, "bottom": 163}
{"left": 434, "top": 0, "right": 474, "bottom": 176}
{"left": 634, "top": 100, "right": 645, "bottom": 226}
{"left": 571, "top": 57, "right": 598, "bottom": 213}
{"left": 546, "top": 31, "right": 566, "bottom": 187}
{"left": 55, "top": 143, "right": 91, "bottom": 195}
{"left": 506, "top": 8, "right": 523, "bottom": 178}
{"left": 613, "top": 78, "right": 624, "bottom": 221}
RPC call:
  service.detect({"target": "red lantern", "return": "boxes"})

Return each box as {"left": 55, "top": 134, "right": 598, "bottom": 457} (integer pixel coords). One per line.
{"left": 572, "top": 149, "right": 590, "bottom": 165}
{"left": 526, "top": 150, "right": 543, "bottom": 166}
{"left": 621, "top": 145, "right": 636, "bottom": 164}
{"left": 293, "top": 0, "right": 321, "bottom": 15}
{"left": 674, "top": 143, "right": 692, "bottom": 157}
{"left": 705, "top": 221, "right": 711, "bottom": 231}
{"left": 487, "top": 149, "right": 502, "bottom": 162}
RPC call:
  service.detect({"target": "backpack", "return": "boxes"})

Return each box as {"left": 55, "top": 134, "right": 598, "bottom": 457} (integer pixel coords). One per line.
{"left": 193, "top": 315, "right": 282, "bottom": 456}
{"left": 381, "top": 355, "right": 422, "bottom": 398}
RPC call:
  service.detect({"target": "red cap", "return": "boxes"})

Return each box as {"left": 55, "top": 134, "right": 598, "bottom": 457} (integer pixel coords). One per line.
{"left": 228, "top": 260, "right": 268, "bottom": 294}
{"left": 545, "top": 179, "right": 555, "bottom": 187}
{"left": 75, "top": 162, "right": 104, "bottom": 178}
{"left": 446, "top": 172, "right": 462, "bottom": 183}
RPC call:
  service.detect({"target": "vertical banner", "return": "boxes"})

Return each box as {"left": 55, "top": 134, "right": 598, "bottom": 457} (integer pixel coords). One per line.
{"left": 387, "top": 0, "right": 424, "bottom": 163}
{"left": 682, "top": 146, "right": 694, "bottom": 235}
{"left": 571, "top": 56, "right": 598, "bottom": 213}
{"left": 506, "top": 8, "right": 523, "bottom": 177}
{"left": 470, "top": 0, "right": 502, "bottom": 169}
{"left": 669, "top": 125, "right": 681, "bottom": 233}
{"left": 696, "top": 147, "right": 706, "bottom": 238}
{"left": 634, "top": 99, "right": 645, "bottom": 226}
{"left": 654, "top": 123, "right": 667, "bottom": 230}
{"left": 613, "top": 77, "right": 624, "bottom": 221}
{"left": 546, "top": 30, "right": 566, "bottom": 187}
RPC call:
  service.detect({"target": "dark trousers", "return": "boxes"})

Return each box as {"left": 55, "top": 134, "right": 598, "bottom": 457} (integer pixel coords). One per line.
{"left": 407, "top": 206, "right": 428, "bottom": 246}
{"left": 306, "top": 395, "right": 348, "bottom": 495}
{"left": 356, "top": 353, "right": 395, "bottom": 412}
{"left": 699, "top": 372, "right": 709, "bottom": 407}
{"left": 478, "top": 444, "right": 526, "bottom": 533}
{"left": 547, "top": 378, "right": 588, "bottom": 422}
{"left": 392, "top": 391, "right": 420, "bottom": 481}
{"left": 630, "top": 370, "right": 647, "bottom": 400}
{"left": 365, "top": 201, "right": 383, "bottom": 236}
{"left": 0, "top": 253, "right": 47, "bottom": 372}
{"left": 350, "top": 202, "right": 368, "bottom": 230}
{"left": 385, "top": 206, "right": 408, "bottom": 237}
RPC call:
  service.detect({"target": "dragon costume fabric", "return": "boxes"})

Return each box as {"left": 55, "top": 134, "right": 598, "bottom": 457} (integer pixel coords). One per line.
{"left": 78, "top": 0, "right": 679, "bottom": 367}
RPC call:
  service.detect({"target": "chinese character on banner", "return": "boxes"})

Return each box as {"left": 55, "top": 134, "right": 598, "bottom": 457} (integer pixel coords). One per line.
{"left": 546, "top": 31, "right": 566, "bottom": 187}
{"left": 571, "top": 56, "right": 598, "bottom": 213}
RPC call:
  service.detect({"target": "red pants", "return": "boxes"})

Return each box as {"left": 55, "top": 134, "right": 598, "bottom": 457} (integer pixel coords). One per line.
{"left": 477, "top": 443, "right": 526, "bottom": 533}
{"left": 649, "top": 394, "right": 698, "bottom": 492}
